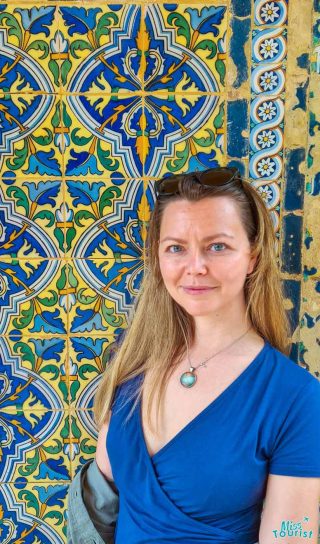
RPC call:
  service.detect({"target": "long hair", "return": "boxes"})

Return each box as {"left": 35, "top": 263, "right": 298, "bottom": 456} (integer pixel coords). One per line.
{"left": 93, "top": 172, "right": 292, "bottom": 433}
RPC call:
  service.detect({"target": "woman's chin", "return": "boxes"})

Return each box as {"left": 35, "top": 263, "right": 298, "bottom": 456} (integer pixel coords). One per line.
{"left": 178, "top": 303, "right": 220, "bottom": 317}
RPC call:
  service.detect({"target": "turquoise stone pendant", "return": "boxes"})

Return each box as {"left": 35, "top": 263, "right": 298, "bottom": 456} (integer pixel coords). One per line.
{"left": 180, "top": 369, "right": 197, "bottom": 388}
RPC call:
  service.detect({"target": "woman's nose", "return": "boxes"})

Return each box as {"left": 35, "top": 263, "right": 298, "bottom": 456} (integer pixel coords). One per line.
{"left": 185, "top": 249, "right": 208, "bottom": 274}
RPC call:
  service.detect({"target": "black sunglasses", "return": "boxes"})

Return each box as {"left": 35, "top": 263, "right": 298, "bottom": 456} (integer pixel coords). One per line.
{"left": 155, "top": 167, "right": 242, "bottom": 198}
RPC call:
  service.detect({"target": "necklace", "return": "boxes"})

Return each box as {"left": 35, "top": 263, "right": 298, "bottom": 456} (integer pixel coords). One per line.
{"left": 180, "top": 327, "right": 252, "bottom": 388}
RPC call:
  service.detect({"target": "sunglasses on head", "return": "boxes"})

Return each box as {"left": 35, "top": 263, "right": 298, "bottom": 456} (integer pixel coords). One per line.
{"left": 155, "top": 167, "right": 243, "bottom": 198}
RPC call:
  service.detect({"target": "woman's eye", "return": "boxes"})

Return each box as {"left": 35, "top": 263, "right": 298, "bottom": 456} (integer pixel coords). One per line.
{"left": 210, "top": 243, "right": 226, "bottom": 251}
{"left": 167, "top": 245, "right": 182, "bottom": 253}
{"left": 166, "top": 243, "right": 226, "bottom": 253}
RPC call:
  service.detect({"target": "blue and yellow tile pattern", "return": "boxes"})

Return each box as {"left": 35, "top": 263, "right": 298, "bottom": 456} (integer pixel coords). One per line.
{"left": 0, "top": 1, "right": 319, "bottom": 542}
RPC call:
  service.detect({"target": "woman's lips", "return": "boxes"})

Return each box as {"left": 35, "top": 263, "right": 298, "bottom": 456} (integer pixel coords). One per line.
{"left": 182, "top": 287, "right": 216, "bottom": 294}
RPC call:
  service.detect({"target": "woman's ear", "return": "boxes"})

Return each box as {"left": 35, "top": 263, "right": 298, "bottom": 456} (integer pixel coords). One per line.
{"left": 247, "top": 255, "right": 257, "bottom": 275}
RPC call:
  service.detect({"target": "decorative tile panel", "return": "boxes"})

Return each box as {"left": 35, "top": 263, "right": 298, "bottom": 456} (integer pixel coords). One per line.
{"left": 0, "top": 1, "right": 319, "bottom": 541}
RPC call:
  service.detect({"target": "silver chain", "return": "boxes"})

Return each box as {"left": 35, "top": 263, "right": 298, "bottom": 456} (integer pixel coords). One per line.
{"left": 186, "top": 327, "right": 252, "bottom": 371}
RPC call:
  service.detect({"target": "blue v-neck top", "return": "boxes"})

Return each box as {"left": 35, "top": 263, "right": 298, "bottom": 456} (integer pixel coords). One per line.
{"left": 106, "top": 340, "right": 320, "bottom": 544}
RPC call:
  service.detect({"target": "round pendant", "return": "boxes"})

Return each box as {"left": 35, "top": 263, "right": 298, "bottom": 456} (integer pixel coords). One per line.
{"left": 180, "top": 371, "right": 197, "bottom": 388}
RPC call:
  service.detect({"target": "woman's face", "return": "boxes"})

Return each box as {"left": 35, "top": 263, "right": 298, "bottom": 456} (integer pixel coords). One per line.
{"left": 158, "top": 196, "right": 257, "bottom": 318}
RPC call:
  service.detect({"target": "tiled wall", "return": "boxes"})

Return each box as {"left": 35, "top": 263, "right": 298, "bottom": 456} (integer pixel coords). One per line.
{"left": 0, "top": 1, "right": 319, "bottom": 542}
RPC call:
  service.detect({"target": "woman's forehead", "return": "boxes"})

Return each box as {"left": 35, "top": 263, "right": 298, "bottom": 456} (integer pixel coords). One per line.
{"left": 159, "top": 196, "right": 242, "bottom": 229}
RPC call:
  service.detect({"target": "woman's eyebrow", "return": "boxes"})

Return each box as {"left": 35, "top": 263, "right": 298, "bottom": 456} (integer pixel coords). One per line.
{"left": 160, "top": 233, "right": 235, "bottom": 243}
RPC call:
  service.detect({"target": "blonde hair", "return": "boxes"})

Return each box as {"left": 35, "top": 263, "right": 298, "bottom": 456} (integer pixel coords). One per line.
{"left": 93, "top": 173, "right": 292, "bottom": 433}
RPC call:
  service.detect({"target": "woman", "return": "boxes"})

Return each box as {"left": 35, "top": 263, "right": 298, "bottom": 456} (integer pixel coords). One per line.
{"left": 68, "top": 167, "right": 320, "bottom": 543}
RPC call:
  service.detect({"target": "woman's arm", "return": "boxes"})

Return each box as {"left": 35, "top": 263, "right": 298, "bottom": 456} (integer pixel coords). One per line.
{"left": 259, "top": 474, "right": 320, "bottom": 544}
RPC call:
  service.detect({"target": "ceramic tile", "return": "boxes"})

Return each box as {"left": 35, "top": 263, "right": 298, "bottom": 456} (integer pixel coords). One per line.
{"left": 57, "top": 4, "right": 143, "bottom": 94}
{"left": 281, "top": 213, "right": 303, "bottom": 274}
{"left": 227, "top": 99, "right": 249, "bottom": 159}
{"left": 143, "top": 93, "right": 225, "bottom": 177}
{"left": 254, "top": 1, "right": 288, "bottom": 27}
{"left": 0, "top": 0, "right": 319, "bottom": 538}
{"left": 0, "top": 481, "right": 68, "bottom": 543}
{"left": 0, "top": 178, "right": 66, "bottom": 258}
{"left": 61, "top": 94, "right": 144, "bottom": 178}
{"left": 0, "top": 407, "right": 71, "bottom": 483}
{"left": 249, "top": 9, "right": 287, "bottom": 257}
{"left": 0, "top": 259, "right": 69, "bottom": 336}
{"left": 66, "top": 258, "right": 142, "bottom": 336}
{"left": 1, "top": 335, "right": 68, "bottom": 414}
{"left": 67, "top": 335, "right": 117, "bottom": 409}
{"left": 230, "top": 0, "right": 251, "bottom": 18}
{"left": 64, "top": 177, "right": 146, "bottom": 257}
{"left": 0, "top": 5, "right": 62, "bottom": 93}
{"left": 299, "top": 279, "right": 320, "bottom": 376}
{"left": 229, "top": 16, "right": 251, "bottom": 90}
{"left": 249, "top": 24, "right": 287, "bottom": 184}
{"left": 144, "top": 4, "right": 227, "bottom": 94}
{"left": 0, "top": 94, "right": 64, "bottom": 181}
{"left": 283, "top": 149, "right": 305, "bottom": 211}
{"left": 69, "top": 408, "right": 97, "bottom": 479}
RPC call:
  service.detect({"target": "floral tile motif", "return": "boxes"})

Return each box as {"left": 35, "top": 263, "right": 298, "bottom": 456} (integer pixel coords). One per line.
{"left": 0, "top": 93, "right": 64, "bottom": 181}
{"left": 254, "top": 1, "right": 288, "bottom": 27}
{"left": 56, "top": 4, "right": 227, "bottom": 96}
{"left": 55, "top": 4, "right": 227, "bottom": 179}
{"left": 2, "top": 334, "right": 69, "bottom": 411}
{"left": 61, "top": 95, "right": 144, "bottom": 178}
{"left": 143, "top": 94, "right": 225, "bottom": 177}
{"left": 0, "top": 259, "right": 69, "bottom": 336}
{"left": 248, "top": 8, "right": 287, "bottom": 260}
{"left": 0, "top": 481, "right": 67, "bottom": 543}
{"left": 0, "top": 178, "right": 65, "bottom": 259}
{"left": 0, "top": 402, "right": 71, "bottom": 483}
{"left": 0, "top": 5, "right": 61, "bottom": 93}
{"left": 64, "top": 177, "right": 147, "bottom": 257}
{"left": 0, "top": 0, "right": 319, "bottom": 540}
{"left": 67, "top": 335, "right": 116, "bottom": 409}
{"left": 55, "top": 5, "right": 147, "bottom": 177}
{"left": 250, "top": 26, "right": 287, "bottom": 182}
{"left": 57, "top": 4, "right": 143, "bottom": 94}
{"left": 69, "top": 409, "right": 97, "bottom": 479}
{"left": 144, "top": 4, "right": 227, "bottom": 94}
{"left": 66, "top": 258, "right": 141, "bottom": 336}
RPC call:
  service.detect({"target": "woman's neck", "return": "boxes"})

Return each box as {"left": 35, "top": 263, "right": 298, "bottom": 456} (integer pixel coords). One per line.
{"left": 192, "top": 317, "right": 253, "bottom": 349}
